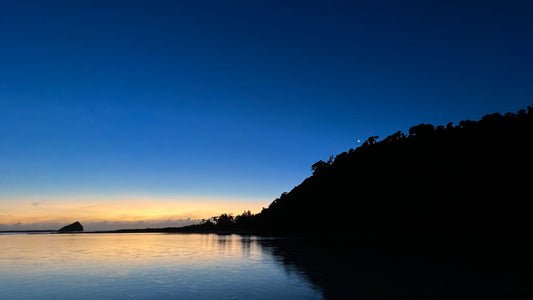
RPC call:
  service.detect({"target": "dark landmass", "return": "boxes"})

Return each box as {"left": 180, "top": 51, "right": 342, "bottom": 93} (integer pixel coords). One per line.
{"left": 0, "top": 230, "right": 56, "bottom": 233}
{"left": 164, "top": 106, "right": 533, "bottom": 238}
{"left": 58, "top": 221, "right": 84, "bottom": 232}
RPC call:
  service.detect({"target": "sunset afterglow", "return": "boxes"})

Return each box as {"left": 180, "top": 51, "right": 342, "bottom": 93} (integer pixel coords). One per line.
{"left": 0, "top": 194, "right": 268, "bottom": 230}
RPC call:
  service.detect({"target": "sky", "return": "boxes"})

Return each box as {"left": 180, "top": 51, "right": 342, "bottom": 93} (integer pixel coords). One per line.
{"left": 1, "top": 0, "right": 532, "bottom": 230}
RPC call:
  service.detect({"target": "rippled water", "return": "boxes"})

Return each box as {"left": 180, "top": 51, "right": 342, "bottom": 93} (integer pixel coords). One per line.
{"left": 0, "top": 233, "right": 322, "bottom": 299}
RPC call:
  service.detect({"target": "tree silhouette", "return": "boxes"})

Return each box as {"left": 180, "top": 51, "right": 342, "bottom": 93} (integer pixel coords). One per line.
{"left": 311, "top": 160, "right": 329, "bottom": 175}
{"left": 362, "top": 136, "right": 379, "bottom": 146}
{"left": 408, "top": 124, "right": 435, "bottom": 137}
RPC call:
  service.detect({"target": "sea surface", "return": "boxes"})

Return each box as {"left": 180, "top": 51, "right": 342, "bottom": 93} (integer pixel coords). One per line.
{"left": 1, "top": 232, "right": 530, "bottom": 299}
{"left": 0, "top": 233, "right": 321, "bottom": 299}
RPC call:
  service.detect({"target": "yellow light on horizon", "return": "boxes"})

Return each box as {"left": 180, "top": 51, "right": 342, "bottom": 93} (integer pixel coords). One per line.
{"left": 0, "top": 194, "right": 268, "bottom": 227}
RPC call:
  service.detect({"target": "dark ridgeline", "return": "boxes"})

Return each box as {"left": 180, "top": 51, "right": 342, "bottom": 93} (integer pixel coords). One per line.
{"left": 181, "top": 106, "right": 533, "bottom": 237}
{"left": 58, "top": 221, "right": 84, "bottom": 232}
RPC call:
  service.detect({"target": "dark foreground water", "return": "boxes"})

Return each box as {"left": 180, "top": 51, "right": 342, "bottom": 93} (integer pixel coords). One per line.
{"left": 0, "top": 232, "right": 530, "bottom": 299}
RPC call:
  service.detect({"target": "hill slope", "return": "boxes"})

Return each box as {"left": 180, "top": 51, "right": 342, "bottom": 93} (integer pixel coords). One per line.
{"left": 185, "top": 106, "right": 533, "bottom": 236}
{"left": 257, "top": 107, "right": 533, "bottom": 235}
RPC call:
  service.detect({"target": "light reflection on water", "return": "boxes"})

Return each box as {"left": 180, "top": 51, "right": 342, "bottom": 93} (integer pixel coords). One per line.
{"left": 0, "top": 233, "right": 322, "bottom": 299}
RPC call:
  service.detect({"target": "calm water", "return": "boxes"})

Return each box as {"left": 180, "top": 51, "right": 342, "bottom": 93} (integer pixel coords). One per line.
{"left": 0, "top": 233, "right": 321, "bottom": 299}
{"left": 2, "top": 233, "right": 530, "bottom": 299}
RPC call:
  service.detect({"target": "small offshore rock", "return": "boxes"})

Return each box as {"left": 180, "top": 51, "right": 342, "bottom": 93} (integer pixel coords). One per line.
{"left": 58, "top": 221, "right": 84, "bottom": 232}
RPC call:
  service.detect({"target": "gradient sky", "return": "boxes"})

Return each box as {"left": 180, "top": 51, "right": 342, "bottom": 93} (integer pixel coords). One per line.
{"left": 1, "top": 0, "right": 532, "bottom": 230}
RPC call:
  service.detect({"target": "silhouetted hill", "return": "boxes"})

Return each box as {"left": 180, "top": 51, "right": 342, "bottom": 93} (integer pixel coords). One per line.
{"left": 189, "top": 106, "right": 533, "bottom": 236}
{"left": 254, "top": 106, "right": 533, "bottom": 236}
{"left": 58, "top": 221, "right": 84, "bottom": 232}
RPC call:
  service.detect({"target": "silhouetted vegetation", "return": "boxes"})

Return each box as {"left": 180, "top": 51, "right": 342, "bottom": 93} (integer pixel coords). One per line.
{"left": 179, "top": 106, "right": 533, "bottom": 236}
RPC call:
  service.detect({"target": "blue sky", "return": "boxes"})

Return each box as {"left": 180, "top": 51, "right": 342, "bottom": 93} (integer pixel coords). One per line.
{"left": 1, "top": 0, "right": 532, "bottom": 229}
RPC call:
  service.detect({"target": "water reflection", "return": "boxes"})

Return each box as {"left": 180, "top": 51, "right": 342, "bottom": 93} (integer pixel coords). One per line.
{"left": 0, "top": 233, "right": 322, "bottom": 299}
{"left": 1, "top": 233, "right": 529, "bottom": 299}
{"left": 257, "top": 237, "right": 532, "bottom": 299}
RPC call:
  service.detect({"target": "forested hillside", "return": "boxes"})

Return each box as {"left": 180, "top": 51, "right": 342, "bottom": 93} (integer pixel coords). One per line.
{"left": 186, "top": 106, "right": 533, "bottom": 236}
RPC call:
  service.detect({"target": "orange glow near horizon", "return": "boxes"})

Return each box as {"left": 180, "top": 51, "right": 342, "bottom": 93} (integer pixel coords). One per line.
{"left": 0, "top": 194, "right": 269, "bottom": 227}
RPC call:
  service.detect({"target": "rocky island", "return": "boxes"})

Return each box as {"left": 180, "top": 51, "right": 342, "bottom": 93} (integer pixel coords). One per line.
{"left": 58, "top": 221, "right": 84, "bottom": 232}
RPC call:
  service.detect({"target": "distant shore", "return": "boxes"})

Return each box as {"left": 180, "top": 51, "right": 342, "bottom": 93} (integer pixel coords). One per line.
{"left": 0, "top": 228, "right": 269, "bottom": 235}
{"left": 0, "top": 230, "right": 57, "bottom": 233}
